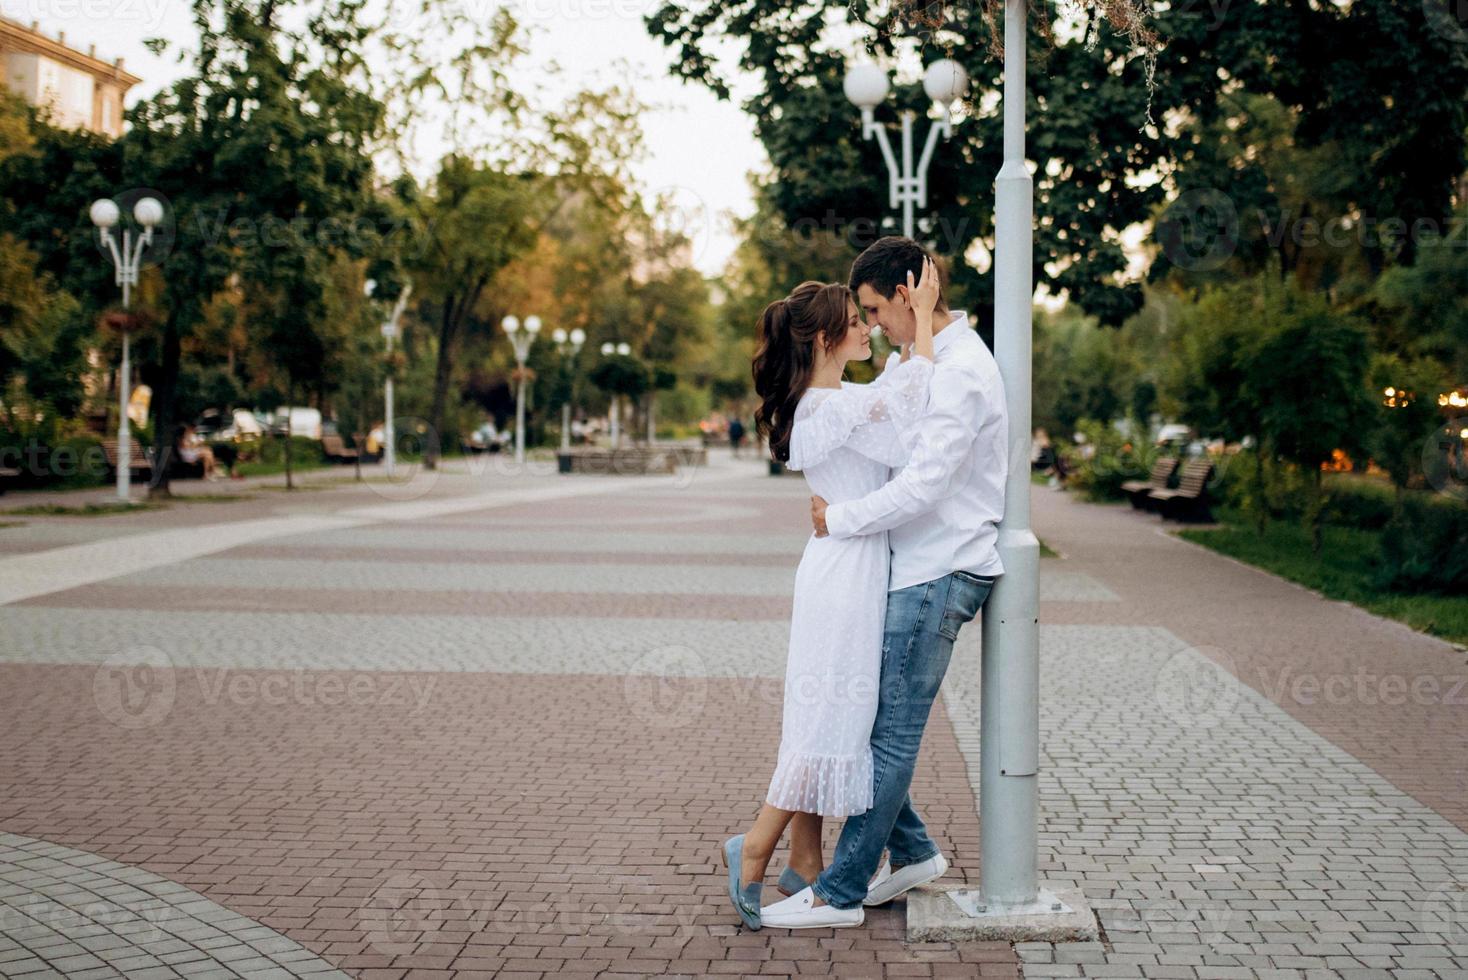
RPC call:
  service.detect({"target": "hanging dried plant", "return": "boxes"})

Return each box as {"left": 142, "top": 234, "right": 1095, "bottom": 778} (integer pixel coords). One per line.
{"left": 887, "top": 0, "right": 1161, "bottom": 123}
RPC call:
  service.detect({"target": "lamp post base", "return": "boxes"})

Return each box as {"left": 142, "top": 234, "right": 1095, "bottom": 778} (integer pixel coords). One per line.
{"left": 906, "top": 884, "right": 1097, "bottom": 943}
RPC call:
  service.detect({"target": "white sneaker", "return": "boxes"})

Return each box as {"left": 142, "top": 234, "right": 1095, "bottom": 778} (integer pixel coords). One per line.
{"left": 759, "top": 886, "right": 864, "bottom": 929}
{"left": 863, "top": 852, "right": 948, "bottom": 906}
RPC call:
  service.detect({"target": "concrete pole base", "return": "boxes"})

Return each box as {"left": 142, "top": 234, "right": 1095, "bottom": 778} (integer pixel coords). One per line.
{"left": 906, "top": 884, "right": 1098, "bottom": 943}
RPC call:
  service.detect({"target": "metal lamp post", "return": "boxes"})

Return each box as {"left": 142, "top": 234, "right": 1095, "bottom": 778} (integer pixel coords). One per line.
{"left": 91, "top": 195, "right": 163, "bottom": 503}
{"left": 972, "top": 0, "right": 1048, "bottom": 920}
{"left": 379, "top": 284, "right": 411, "bottom": 478}
{"left": 844, "top": 59, "right": 969, "bottom": 238}
{"left": 502, "top": 314, "right": 541, "bottom": 466}
{"left": 600, "top": 341, "right": 631, "bottom": 448}
{"left": 552, "top": 327, "right": 586, "bottom": 452}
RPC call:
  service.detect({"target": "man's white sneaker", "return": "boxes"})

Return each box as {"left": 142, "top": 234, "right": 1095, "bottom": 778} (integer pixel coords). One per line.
{"left": 760, "top": 886, "right": 864, "bottom": 929}
{"left": 863, "top": 853, "right": 948, "bottom": 906}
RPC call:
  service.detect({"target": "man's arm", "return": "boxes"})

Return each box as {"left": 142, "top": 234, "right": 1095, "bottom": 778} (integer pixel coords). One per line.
{"left": 822, "top": 366, "right": 985, "bottom": 538}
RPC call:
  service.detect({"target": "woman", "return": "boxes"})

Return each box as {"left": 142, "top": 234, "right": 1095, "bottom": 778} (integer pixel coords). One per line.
{"left": 723, "top": 259, "right": 939, "bottom": 930}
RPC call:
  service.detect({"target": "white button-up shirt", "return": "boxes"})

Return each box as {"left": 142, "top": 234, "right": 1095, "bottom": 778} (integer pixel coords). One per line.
{"left": 824, "top": 309, "right": 1008, "bottom": 591}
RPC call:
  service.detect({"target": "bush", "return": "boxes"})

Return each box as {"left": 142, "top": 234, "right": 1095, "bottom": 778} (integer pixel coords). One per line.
{"left": 1376, "top": 492, "right": 1468, "bottom": 594}
{"left": 1322, "top": 474, "right": 1396, "bottom": 531}
{"left": 1062, "top": 419, "right": 1158, "bottom": 502}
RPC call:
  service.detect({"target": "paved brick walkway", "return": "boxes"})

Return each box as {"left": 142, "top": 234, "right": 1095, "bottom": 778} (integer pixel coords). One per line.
{"left": 0, "top": 455, "right": 1464, "bottom": 979}
{"left": 0, "top": 454, "right": 1018, "bottom": 978}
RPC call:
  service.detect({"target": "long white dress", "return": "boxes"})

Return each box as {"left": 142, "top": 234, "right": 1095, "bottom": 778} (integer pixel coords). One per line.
{"left": 764, "top": 353, "right": 934, "bottom": 817}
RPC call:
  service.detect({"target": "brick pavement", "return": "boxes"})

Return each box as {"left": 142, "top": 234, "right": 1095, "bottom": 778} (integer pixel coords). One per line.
{"left": 0, "top": 453, "right": 1020, "bottom": 978}
{"left": 1, "top": 454, "right": 1464, "bottom": 979}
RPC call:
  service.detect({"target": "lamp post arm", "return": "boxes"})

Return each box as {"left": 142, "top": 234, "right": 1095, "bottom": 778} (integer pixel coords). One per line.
{"left": 99, "top": 229, "right": 125, "bottom": 287}
{"left": 915, "top": 114, "right": 952, "bottom": 209}
{"left": 863, "top": 109, "right": 903, "bottom": 210}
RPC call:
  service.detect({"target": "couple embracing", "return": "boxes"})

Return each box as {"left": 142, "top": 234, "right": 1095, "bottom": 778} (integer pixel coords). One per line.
{"left": 724, "top": 236, "right": 1008, "bottom": 930}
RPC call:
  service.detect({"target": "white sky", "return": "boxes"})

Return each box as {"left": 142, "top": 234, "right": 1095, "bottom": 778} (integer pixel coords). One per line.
{"left": 3, "top": 0, "right": 768, "bottom": 275}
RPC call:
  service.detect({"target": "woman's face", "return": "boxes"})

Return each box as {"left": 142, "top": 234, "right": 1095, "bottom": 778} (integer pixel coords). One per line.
{"left": 828, "top": 300, "right": 872, "bottom": 364}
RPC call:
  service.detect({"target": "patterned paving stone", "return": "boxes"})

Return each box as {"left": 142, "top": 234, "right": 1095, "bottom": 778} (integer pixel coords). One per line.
{"left": 0, "top": 832, "right": 349, "bottom": 980}
{"left": 941, "top": 624, "right": 1468, "bottom": 979}
{"left": 0, "top": 607, "right": 792, "bottom": 674}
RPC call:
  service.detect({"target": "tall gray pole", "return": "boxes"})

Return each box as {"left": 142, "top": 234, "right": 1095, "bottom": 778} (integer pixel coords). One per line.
{"left": 979, "top": 0, "right": 1041, "bottom": 910}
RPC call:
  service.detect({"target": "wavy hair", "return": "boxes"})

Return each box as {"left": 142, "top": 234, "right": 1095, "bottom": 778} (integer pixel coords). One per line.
{"left": 751, "top": 281, "right": 854, "bottom": 463}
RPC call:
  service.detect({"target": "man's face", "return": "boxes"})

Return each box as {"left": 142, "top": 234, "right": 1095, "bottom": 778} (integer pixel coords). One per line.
{"left": 856, "top": 282, "right": 915, "bottom": 347}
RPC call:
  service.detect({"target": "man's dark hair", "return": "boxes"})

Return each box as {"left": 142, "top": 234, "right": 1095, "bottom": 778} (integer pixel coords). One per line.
{"left": 848, "top": 236, "right": 942, "bottom": 304}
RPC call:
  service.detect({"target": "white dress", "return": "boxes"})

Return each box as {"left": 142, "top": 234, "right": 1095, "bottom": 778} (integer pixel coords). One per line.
{"left": 764, "top": 353, "right": 934, "bottom": 817}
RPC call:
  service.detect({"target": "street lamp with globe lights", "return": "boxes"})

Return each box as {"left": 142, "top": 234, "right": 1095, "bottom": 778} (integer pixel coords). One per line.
{"left": 552, "top": 327, "right": 586, "bottom": 451}
{"left": 598, "top": 342, "right": 633, "bottom": 447}
{"left": 843, "top": 58, "right": 969, "bottom": 239}
{"left": 366, "top": 280, "right": 412, "bottom": 478}
{"left": 502, "top": 314, "right": 541, "bottom": 465}
{"left": 91, "top": 195, "right": 164, "bottom": 502}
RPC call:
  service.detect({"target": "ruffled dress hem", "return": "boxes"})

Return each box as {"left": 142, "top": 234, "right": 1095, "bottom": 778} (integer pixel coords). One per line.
{"left": 765, "top": 749, "right": 874, "bottom": 818}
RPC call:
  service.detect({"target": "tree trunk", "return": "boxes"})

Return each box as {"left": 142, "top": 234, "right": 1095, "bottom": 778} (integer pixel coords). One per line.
{"left": 1310, "top": 465, "right": 1324, "bottom": 556}
{"left": 284, "top": 379, "right": 295, "bottom": 491}
{"left": 148, "top": 317, "right": 182, "bottom": 499}
{"left": 427, "top": 302, "right": 457, "bottom": 471}
{"left": 1253, "top": 446, "right": 1269, "bottom": 537}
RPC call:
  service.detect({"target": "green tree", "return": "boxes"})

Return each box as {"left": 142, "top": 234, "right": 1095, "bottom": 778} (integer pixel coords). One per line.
{"left": 1246, "top": 292, "right": 1372, "bottom": 554}
{"left": 120, "top": 0, "right": 383, "bottom": 494}
{"left": 1364, "top": 353, "right": 1452, "bottom": 508}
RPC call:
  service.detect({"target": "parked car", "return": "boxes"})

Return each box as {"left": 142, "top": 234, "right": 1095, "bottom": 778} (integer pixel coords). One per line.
{"left": 268, "top": 407, "right": 323, "bottom": 440}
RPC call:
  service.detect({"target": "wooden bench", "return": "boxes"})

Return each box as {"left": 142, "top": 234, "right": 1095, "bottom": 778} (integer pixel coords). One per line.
{"left": 321, "top": 433, "right": 360, "bottom": 463}
{"left": 101, "top": 437, "right": 152, "bottom": 481}
{"left": 1122, "top": 457, "right": 1179, "bottom": 510}
{"left": 1148, "top": 457, "right": 1216, "bottom": 522}
{"left": 0, "top": 466, "right": 19, "bottom": 495}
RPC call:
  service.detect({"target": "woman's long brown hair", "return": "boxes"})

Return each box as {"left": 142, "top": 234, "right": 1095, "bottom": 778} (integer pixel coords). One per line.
{"left": 751, "top": 281, "right": 853, "bottom": 463}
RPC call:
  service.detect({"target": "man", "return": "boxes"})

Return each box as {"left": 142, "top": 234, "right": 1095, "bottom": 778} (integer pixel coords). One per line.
{"left": 762, "top": 236, "right": 1009, "bottom": 928}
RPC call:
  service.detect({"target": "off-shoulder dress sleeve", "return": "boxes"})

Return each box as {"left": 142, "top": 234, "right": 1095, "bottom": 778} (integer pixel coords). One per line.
{"left": 786, "top": 355, "right": 933, "bottom": 471}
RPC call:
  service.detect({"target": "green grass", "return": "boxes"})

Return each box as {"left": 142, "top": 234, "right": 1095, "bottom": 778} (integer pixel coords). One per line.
{"left": 1179, "top": 509, "right": 1468, "bottom": 645}
{"left": 1039, "top": 538, "right": 1060, "bottom": 559}
{"left": 5, "top": 501, "right": 166, "bottom": 517}
{"left": 232, "top": 457, "right": 334, "bottom": 479}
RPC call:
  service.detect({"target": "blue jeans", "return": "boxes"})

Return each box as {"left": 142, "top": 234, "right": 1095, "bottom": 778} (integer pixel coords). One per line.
{"left": 811, "top": 569, "right": 995, "bottom": 909}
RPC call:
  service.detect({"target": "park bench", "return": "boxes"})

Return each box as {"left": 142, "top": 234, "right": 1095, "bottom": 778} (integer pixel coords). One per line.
{"left": 0, "top": 465, "right": 19, "bottom": 495}
{"left": 1148, "top": 457, "right": 1216, "bottom": 522}
{"left": 1122, "top": 456, "right": 1179, "bottom": 510}
{"left": 321, "top": 433, "right": 360, "bottom": 463}
{"left": 101, "top": 437, "right": 153, "bottom": 482}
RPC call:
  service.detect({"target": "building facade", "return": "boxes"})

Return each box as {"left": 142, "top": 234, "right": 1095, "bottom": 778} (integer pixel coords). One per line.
{"left": 0, "top": 16, "right": 139, "bottom": 137}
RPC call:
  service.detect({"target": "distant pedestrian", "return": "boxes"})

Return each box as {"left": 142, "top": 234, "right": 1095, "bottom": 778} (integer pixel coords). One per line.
{"left": 728, "top": 415, "right": 746, "bottom": 457}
